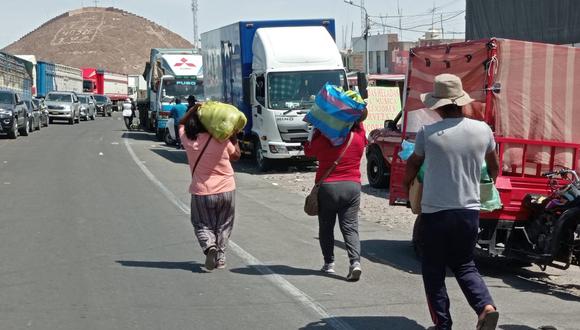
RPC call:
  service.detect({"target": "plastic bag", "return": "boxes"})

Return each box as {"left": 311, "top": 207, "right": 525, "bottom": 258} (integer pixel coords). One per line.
{"left": 304, "top": 83, "right": 366, "bottom": 146}
{"left": 398, "top": 140, "right": 415, "bottom": 160}
{"left": 197, "top": 101, "right": 247, "bottom": 142}
{"left": 480, "top": 181, "right": 502, "bottom": 212}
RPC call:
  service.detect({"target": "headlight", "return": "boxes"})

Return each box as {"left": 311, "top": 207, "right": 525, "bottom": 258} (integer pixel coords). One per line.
{"left": 0, "top": 109, "right": 13, "bottom": 119}
{"left": 269, "top": 145, "right": 288, "bottom": 154}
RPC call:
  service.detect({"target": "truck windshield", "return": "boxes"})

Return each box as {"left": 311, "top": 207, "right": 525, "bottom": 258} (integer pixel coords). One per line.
{"left": 47, "top": 94, "right": 72, "bottom": 102}
{"left": 162, "top": 78, "right": 204, "bottom": 102}
{"left": 0, "top": 92, "right": 13, "bottom": 104}
{"left": 267, "top": 70, "right": 347, "bottom": 110}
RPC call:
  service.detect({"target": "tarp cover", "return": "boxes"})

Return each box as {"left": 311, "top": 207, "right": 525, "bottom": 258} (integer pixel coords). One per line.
{"left": 466, "top": 0, "right": 580, "bottom": 45}
{"left": 404, "top": 38, "right": 580, "bottom": 169}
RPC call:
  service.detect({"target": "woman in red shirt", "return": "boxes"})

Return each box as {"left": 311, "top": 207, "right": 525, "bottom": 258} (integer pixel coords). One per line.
{"left": 303, "top": 112, "right": 367, "bottom": 281}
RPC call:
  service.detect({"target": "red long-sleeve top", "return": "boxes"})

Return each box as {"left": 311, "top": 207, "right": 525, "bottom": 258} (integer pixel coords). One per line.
{"left": 304, "top": 124, "right": 367, "bottom": 183}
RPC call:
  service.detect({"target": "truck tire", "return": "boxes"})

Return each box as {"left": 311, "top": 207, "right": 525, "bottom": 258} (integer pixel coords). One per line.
{"left": 254, "top": 139, "right": 271, "bottom": 172}
{"left": 8, "top": 119, "right": 17, "bottom": 139}
{"left": 367, "top": 147, "right": 389, "bottom": 188}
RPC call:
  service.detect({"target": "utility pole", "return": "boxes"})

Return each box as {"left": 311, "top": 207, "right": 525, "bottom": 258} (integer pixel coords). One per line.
{"left": 344, "top": 0, "right": 369, "bottom": 74}
{"left": 397, "top": 0, "right": 403, "bottom": 41}
{"left": 441, "top": 13, "right": 445, "bottom": 39}
{"left": 191, "top": 0, "right": 199, "bottom": 50}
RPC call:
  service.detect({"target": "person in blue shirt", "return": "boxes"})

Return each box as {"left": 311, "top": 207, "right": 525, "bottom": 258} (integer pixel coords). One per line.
{"left": 170, "top": 98, "right": 188, "bottom": 148}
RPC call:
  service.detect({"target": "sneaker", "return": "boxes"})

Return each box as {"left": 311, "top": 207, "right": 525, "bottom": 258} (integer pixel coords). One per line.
{"left": 346, "top": 262, "right": 362, "bottom": 282}
{"left": 320, "top": 262, "right": 335, "bottom": 273}
{"left": 205, "top": 246, "right": 217, "bottom": 270}
{"left": 216, "top": 259, "right": 226, "bottom": 269}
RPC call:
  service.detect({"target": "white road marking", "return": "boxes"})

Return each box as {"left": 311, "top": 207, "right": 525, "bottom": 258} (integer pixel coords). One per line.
{"left": 123, "top": 135, "right": 352, "bottom": 330}
{"left": 98, "top": 152, "right": 104, "bottom": 156}
{"left": 111, "top": 142, "right": 119, "bottom": 145}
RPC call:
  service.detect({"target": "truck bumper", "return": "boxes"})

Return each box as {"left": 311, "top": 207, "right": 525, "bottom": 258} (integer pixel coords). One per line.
{"left": 263, "top": 142, "right": 307, "bottom": 159}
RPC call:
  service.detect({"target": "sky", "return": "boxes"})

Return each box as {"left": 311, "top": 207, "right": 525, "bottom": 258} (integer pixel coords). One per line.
{"left": 0, "top": 0, "right": 466, "bottom": 49}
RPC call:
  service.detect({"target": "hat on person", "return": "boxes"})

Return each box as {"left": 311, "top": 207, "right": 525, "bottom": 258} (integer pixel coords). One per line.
{"left": 420, "top": 73, "right": 474, "bottom": 110}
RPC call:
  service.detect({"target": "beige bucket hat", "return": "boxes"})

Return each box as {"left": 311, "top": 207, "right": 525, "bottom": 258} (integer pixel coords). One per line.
{"left": 420, "top": 73, "right": 474, "bottom": 110}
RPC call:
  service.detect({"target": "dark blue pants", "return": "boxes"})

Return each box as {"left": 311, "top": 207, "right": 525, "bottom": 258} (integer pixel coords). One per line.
{"left": 420, "top": 209, "right": 494, "bottom": 330}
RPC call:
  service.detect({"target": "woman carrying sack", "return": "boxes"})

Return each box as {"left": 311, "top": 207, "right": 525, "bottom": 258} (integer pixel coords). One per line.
{"left": 179, "top": 105, "right": 241, "bottom": 271}
{"left": 303, "top": 110, "right": 367, "bottom": 281}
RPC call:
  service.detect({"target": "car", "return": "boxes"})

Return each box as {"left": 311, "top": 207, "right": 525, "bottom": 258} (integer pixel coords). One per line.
{"left": 94, "top": 94, "right": 112, "bottom": 117}
{"left": 0, "top": 90, "right": 30, "bottom": 138}
{"left": 33, "top": 98, "right": 49, "bottom": 127}
{"left": 45, "top": 91, "right": 80, "bottom": 125}
{"left": 24, "top": 99, "right": 41, "bottom": 131}
{"left": 77, "top": 93, "right": 96, "bottom": 121}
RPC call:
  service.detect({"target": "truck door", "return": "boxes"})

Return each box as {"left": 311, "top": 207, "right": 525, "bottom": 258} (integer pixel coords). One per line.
{"left": 220, "top": 41, "right": 234, "bottom": 104}
{"left": 251, "top": 74, "right": 265, "bottom": 133}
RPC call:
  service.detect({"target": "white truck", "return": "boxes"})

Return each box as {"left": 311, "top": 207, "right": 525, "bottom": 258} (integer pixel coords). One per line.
{"left": 201, "top": 19, "right": 347, "bottom": 171}
{"left": 143, "top": 49, "right": 204, "bottom": 140}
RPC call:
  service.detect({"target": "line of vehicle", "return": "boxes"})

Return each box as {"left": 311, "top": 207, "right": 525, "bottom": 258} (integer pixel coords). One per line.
{"left": 123, "top": 134, "right": 353, "bottom": 330}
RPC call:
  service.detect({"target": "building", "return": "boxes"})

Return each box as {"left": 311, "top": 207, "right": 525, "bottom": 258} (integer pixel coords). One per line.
{"left": 349, "top": 33, "right": 415, "bottom": 74}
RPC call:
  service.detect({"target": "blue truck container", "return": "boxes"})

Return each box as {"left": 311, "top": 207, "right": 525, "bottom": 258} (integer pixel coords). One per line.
{"left": 36, "top": 61, "right": 56, "bottom": 98}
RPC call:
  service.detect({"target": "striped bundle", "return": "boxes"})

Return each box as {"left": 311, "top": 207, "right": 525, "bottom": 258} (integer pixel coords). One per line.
{"left": 305, "top": 83, "right": 366, "bottom": 146}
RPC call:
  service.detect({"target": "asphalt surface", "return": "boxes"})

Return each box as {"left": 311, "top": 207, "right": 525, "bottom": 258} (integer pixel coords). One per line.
{"left": 0, "top": 114, "right": 578, "bottom": 330}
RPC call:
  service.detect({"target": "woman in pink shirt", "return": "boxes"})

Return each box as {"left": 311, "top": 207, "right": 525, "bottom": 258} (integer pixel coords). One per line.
{"left": 179, "top": 106, "right": 241, "bottom": 270}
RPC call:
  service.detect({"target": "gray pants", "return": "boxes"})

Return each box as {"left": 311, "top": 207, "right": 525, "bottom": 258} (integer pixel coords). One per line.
{"left": 190, "top": 191, "right": 235, "bottom": 262}
{"left": 318, "top": 181, "right": 361, "bottom": 265}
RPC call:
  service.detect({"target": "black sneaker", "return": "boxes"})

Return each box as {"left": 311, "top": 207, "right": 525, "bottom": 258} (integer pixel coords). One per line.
{"left": 205, "top": 246, "right": 217, "bottom": 271}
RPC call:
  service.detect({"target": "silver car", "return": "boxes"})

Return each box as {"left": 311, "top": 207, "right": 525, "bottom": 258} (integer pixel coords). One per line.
{"left": 45, "top": 92, "right": 80, "bottom": 125}
{"left": 77, "top": 94, "right": 96, "bottom": 121}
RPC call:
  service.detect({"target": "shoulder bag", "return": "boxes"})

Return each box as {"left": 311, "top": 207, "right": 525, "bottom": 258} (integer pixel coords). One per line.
{"left": 304, "top": 133, "right": 353, "bottom": 216}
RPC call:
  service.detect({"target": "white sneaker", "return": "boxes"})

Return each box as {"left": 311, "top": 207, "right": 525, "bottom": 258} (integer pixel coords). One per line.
{"left": 320, "top": 262, "right": 335, "bottom": 273}
{"left": 346, "top": 262, "right": 361, "bottom": 282}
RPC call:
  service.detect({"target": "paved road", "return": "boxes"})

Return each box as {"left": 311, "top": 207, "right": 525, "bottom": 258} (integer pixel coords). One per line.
{"left": 0, "top": 114, "right": 578, "bottom": 330}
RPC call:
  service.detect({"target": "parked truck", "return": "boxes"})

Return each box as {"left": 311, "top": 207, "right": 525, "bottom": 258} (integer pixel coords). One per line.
{"left": 128, "top": 74, "right": 147, "bottom": 101}
{"left": 143, "top": 48, "right": 203, "bottom": 139}
{"left": 82, "top": 68, "right": 128, "bottom": 111}
{"left": 15, "top": 55, "right": 37, "bottom": 96}
{"left": 0, "top": 51, "right": 33, "bottom": 138}
{"left": 201, "top": 19, "right": 346, "bottom": 171}
{"left": 368, "top": 39, "right": 580, "bottom": 270}
{"left": 36, "top": 61, "right": 83, "bottom": 97}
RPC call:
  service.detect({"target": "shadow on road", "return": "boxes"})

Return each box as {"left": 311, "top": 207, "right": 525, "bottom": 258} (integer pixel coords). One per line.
{"left": 334, "top": 239, "right": 422, "bottom": 275}
{"left": 121, "top": 131, "right": 158, "bottom": 142}
{"left": 300, "top": 316, "right": 426, "bottom": 329}
{"left": 498, "top": 325, "right": 540, "bottom": 330}
{"left": 150, "top": 148, "right": 188, "bottom": 165}
{"left": 361, "top": 184, "right": 389, "bottom": 199}
{"left": 115, "top": 260, "right": 206, "bottom": 273}
{"left": 229, "top": 264, "right": 345, "bottom": 281}
{"left": 233, "top": 158, "right": 316, "bottom": 175}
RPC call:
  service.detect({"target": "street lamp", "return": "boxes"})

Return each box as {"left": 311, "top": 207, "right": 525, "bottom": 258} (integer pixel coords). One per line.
{"left": 344, "top": 0, "right": 369, "bottom": 75}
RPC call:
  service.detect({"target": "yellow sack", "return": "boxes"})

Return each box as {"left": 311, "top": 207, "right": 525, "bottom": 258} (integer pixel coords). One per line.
{"left": 198, "top": 101, "right": 247, "bottom": 142}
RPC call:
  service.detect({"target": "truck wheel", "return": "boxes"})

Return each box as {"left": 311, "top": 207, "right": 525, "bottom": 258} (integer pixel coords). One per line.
{"left": 412, "top": 215, "right": 423, "bottom": 259}
{"left": 254, "top": 139, "right": 271, "bottom": 172}
{"left": 164, "top": 129, "right": 175, "bottom": 146}
{"left": 8, "top": 119, "right": 17, "bottom": 139}
{"left": 367, "top": 147, "right": 389, "bottom": 188}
